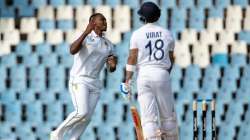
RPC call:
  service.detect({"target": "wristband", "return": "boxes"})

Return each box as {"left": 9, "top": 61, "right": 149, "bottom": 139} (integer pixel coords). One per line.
{"left": 126, "top": 64, "right": 136, "bottom": 72}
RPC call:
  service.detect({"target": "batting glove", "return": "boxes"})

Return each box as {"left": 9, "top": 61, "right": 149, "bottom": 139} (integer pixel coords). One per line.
{"left": 120, "top": 82, "right": 131, "bottom": 100}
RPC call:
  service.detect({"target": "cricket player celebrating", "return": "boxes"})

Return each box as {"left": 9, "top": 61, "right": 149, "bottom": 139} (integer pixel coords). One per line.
{"left": 123, "top": 2, "right": 178, "bottom": 140}
{"left": 50, "top": 13, "right": 117, "bottom": 140}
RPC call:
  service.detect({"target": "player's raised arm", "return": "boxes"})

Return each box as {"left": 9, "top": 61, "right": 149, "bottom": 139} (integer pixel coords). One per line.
{"left": 70, "top": 19, "right": 95, "bottom": 55}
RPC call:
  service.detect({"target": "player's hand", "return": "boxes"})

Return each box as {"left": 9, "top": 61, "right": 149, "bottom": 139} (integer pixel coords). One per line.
{"left": 120, "top": 82, "right": 131, "bottom": 100}
{"left": 107, "top": 55, "right": 117, "bottom": 72}
{"left": 84, "top": 19, "right": 95, "bottom": 35}
{"left": 107, "top": 55, "right": 117, "bottom": 65}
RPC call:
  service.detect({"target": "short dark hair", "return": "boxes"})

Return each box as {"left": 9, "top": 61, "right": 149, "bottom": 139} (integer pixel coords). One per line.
{"left": 138, "top": 2, "right": 161, "bottom": 23}
{"left": 89, "top": 13, "right": 103, "bottom": 22}
{"left": 140, "top": 13, "right": 160, "bottom": 23}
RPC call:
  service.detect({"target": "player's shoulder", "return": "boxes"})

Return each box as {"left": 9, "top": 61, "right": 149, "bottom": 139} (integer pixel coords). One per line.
{"left": 130, "top": 28, "right": 141, "bottom": 41}
{"left": 155, "top": 25, "right": 171, "bottom": 35}
{"left": 103, "top": 37, "right": 114, "bottom": 51}
{"left": 85, "top": 33, "right": 92, "bottom": 40}
{"left": 103, "top": 37, "right": 112, "bottom": 44}
{"left": 158, "top": 27, "right": 174, "bottom": 40}
{"left": 148, "top": 24, "right": 174, "bottom": 41}
{"left": 102, "top": 34, "right": 113, "bottom": 44}
{"left": 84, "top": 31, "right": 96, "bottom": 42}
{"left": 135, "top": 24, "right": 152, "bottom": 34}
{"left": 131, "top": 25, "right": 149, "bottom": 39}
{"left": 132, "top": 27, "right": 143, "bottom": 35}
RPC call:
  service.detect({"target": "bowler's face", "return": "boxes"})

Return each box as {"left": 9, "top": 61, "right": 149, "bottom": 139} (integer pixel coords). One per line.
{"left": 94, "top": 14, "right": 107, "bottom": 31}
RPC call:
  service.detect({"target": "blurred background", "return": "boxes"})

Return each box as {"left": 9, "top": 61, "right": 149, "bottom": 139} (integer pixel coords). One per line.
{"left": 0, "top": 0, "right": 250, "bottom": 139}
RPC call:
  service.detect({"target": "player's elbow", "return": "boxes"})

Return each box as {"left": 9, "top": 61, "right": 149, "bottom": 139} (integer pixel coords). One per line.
{"left": 70, "top": 50, "right": 75, "bottom": 55}
{"left": 70, "top": 45, "right": 77, "bottom": 55}
{"left": 127, "top": 55, "right": 137, "bottom": 65}
{"left": 170, "top": 54, "right": 175, "bottom": 64}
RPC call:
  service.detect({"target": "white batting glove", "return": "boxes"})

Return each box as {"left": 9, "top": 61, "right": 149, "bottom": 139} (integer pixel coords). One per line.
{"left": 120, "top": 82, "right": 131, "bottom": 100}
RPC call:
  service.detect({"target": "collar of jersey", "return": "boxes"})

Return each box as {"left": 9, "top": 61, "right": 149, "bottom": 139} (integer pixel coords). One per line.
{"left": 90, "top": 31, "right": 104, "bottom": 38}
{"left": 144, "top": 22, "right": 159, "bottom": 26}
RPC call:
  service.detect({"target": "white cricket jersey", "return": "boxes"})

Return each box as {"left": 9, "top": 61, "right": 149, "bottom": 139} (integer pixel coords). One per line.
{"left": 130, "top": 23, "right": 174, "bottom": 69}
{"left": 70, "top": 31, "right": 114, "bottom": 82}
{"left": 130, "top": 23, "right": 175, "bottom": 80}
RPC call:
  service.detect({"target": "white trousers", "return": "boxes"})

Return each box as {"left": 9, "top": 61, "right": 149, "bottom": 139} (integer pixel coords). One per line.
{"left": 54, "top": 78, "right": 100, "bottom": 140}
{"left": 137, "top": 69, "right": 178, "bottom": 140}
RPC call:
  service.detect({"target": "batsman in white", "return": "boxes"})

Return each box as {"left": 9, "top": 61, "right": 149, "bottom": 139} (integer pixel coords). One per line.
{"left": 124, "top": 2, "right": 179, "bottom": 140}
{"left": 50, "top": 13, "right": 117, "bottom": 140}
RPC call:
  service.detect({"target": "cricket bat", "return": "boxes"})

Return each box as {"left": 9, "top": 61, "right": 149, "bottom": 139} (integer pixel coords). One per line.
{"left": 130, "top": 106, "right": 144, "bottom": 140}
{"left": 120, "top": 83, "right": 144, "bottom": 140}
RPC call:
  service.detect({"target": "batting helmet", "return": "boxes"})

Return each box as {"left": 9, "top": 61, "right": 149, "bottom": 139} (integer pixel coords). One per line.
{"left": 137, "top": 2, "right": 161, "bottom": 23}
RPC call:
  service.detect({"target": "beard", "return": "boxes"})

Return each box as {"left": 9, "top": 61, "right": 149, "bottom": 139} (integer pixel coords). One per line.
{"left": 102, "top": 26, "right": 107, "bottom": 31}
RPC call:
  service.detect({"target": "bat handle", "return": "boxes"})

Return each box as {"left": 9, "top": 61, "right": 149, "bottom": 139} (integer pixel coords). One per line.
{"left": 128, "top": 91, "right": 132, "bottom": 101}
